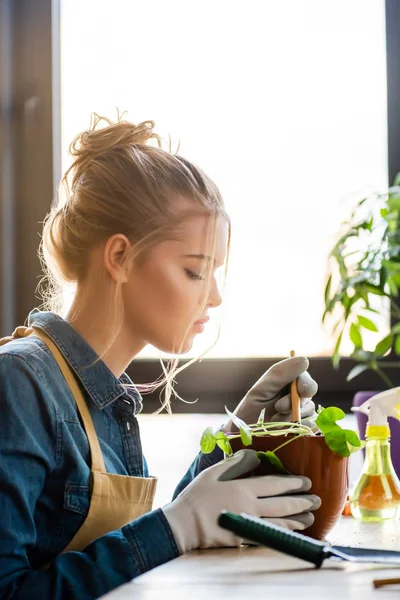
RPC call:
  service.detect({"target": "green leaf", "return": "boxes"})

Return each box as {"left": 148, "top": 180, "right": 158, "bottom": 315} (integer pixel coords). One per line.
{"left": 380, "top": 265, "right": 389, "bottom": 290}
{"left": 382, "top": 260, "right": 400, "bottom": 273}
{"left": 388, "top": 193, "right": 400, "bottom": 211}
{"left": 359, "top": 288, "right": 370, "bottom": 307}
{"left": 257, "top": 409, "right": 266, "bottom": 425}
{"left": 324, "top": 274, "right": 332, "bottom": 306}
{"left": 346, "top": 364, "right": 369, "bottom": 381}
{"left": 257, "top": 451, "right": 289, "bottom": 474}
{"left": 387, "top": 276, "right": 399, "bottom": 297}
{"left": 363, "top": 283, "right": 385, "bottom": 296}
{"left": 215, "top": 432, "right": 233, "bottom": 455}
{"left": 325, "top": 428, "right": 351, "bottom": 457}
{"left": 346, "top": 442, "right": 361, "bottom": 455}
{"left": 391, "top": 323, "right": 400, "bottom": 334}
{"left": 315, "top": 406, "right": 345, "bottom": 434}
{"left": 344, "top": 294, "right": 357, "bottom": 320}
{"left": 332, "top": 332, "right": 343, "bottom": 369}
{"left": 364, "top": 306, "right": 380, "bottom": 315}
{"left": 316, "top": 408, "right": 363, "bottom": 457}
{"left": 225, "top": 407, "right": 251, "bottom": 435}
{"left": 393, "top": 172, "right": 400, "bottom": 186}
{"left": 350, "top": 323, "right": 363, "bottom": 348}
{"left": 240, "top": 426, "right": 252, "bottom": 446}
{"left": 200, "top": 427, "right": 216, "bottom": 454}
{"left": 395, "top": 336, "right": 400, "bottom": 356}
{"left": 344, "top": 429, "right": 361, "bottom": 447}
{"left": 357, "top": 315, "right": 378, "bottom": 332}
{"left": 225, "top": 407, "right": 253, "bottom": 446}
{"left": 381, "top": 207, "right": 389, "bottom": 218}
{"left": 374, "top": 334, "right": 393, "bottom": 357}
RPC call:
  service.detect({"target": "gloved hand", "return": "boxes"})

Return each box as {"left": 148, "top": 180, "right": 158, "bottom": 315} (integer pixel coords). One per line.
{"left": 223, "top": 356, "right": 318, "bottom": 432}
{"left": 162, "top": 449, "right": 321, "bottom": 553}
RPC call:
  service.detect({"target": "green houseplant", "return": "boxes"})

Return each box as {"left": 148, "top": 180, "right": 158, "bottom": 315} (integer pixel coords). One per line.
{"left": 200, "top": 407, "right": 363, "bottom": 540}
{"left": 200, "top": 406, "right": 363, "bottom": 466}
{"left": 323, "top": 173, "right": 400, "bottom": 386}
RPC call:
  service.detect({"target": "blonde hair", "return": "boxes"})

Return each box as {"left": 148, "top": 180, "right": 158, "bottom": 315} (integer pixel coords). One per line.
{"left": 40, "top": 114, "right": 230, "bottom": 412}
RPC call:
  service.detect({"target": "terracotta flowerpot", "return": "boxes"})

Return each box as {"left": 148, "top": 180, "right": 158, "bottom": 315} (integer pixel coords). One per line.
{"left": 229, "top": 434, "right": 349, "bottom": 540}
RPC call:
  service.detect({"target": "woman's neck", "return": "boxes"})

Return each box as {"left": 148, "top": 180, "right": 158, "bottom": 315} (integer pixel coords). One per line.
{"left": 65, "top": 291, "right": 145, "bottom": 378}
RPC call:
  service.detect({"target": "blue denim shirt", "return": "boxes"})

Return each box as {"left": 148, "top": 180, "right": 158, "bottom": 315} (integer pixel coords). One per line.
{"left": 0, "top": 311, "right": 223, "bottom": 600}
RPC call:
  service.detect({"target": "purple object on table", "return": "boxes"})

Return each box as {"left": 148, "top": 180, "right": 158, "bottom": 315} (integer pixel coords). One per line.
{"left": 353, "top": 391, "right": 400, "bottom": 478}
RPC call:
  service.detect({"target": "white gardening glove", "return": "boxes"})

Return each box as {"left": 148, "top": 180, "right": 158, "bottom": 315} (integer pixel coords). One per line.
{"left": 223, "top": 356, "right": 318, "bottom": 432}
{"left": 162, "top": 449, "right": 321, "bottom": 553}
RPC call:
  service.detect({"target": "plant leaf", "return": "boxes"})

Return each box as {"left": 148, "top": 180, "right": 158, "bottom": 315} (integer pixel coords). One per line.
{"left": 374, "top": 334, "right": 393, "bottom": 356}
{"left": 315, "top": 406, "right": 345, "bottom": 434}
{"left": 324, "top": 274, "right": 332, "bottom": 306}
{"left": 387, "top": 277, "right": 399, "bottom": 297}
{"left": 215, "top": 432, "right": 233, "bottom": 455}
{"left": 225, "top": 407, "right": 251, "bottom": 436}
{"left": 395, "top": 335, "right": 400, "bottom": 356}
{"left": 325, "top": 428, "right": 351, "bottom": 457}
{"left": 346, "top": 363, "right": 369, "bottom": 381}
{"left": 240, "top": 426, "right": 252, "bottom": 446}
{"left": 257, "top": 408, "right": 266, "bottom": 425}
{"left": 391, "top": 323, "right": 400, "bottom": 334}
{"left": 364, "top": 283, "right": 385, "bottom": 296}
{"left": 357, "top": 315, "right": 378, "bottom": 332}
{"left": 317, "top": 409, "right": 363, "bottom": 457}
{"left": 332, "top": 332, "right": 343, "bottom": 369}
{"left": 225, "top": 407, "right": 253, "bottom": 446}
{"left": 257, "top": 451, "right": 290, "bottom": 474}
{"left": 344, "top": 429, "right": 361, "bottom": 447}
{"left": 350, "top": 323, "right": 363, "bottom": 348}
{"left": 200, "top": 427, "right": 216, "bottom": 454}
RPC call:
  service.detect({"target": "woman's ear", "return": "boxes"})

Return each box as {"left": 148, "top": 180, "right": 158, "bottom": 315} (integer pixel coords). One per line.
{"left": 103, "top": 234, "right": 132, "bottom": 283}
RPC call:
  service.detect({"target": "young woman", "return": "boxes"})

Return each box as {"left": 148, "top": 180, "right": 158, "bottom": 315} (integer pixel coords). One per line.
{"left": 0, "top": 116, "right": 320, "bottom": 599}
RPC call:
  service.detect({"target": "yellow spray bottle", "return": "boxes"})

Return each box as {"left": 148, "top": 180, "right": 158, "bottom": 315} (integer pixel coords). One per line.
{"left": 350, "top": 387, "right": 400, "bottom": 521}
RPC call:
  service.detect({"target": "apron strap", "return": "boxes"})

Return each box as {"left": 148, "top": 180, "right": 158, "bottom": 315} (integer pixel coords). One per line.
{"left": 32, "top": 328, "right": 106, "bottom": 473}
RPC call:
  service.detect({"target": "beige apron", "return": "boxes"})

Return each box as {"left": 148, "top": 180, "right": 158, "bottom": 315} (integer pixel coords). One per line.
{"left": 1, "top": 326, "right": 157, "bottom": 553}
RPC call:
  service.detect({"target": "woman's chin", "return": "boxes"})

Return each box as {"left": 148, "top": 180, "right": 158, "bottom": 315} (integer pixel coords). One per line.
{"left": 154, "top": 335, "right": 195, "bottom": 356}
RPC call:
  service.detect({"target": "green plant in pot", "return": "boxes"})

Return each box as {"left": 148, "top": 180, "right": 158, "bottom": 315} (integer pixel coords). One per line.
{"left": 200, "top": 407, "right": 364, "bottom": 540}
{"left": 323, "top": 173, "right": 400, "bottom": 384}
{"left": 323, "top": 173, "right": 400, "bottom": 477}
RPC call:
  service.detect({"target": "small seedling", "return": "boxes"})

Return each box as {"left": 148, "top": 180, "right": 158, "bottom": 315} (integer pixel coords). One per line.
{"left": 200, "top": 405, "right": 365, "bottom": 472}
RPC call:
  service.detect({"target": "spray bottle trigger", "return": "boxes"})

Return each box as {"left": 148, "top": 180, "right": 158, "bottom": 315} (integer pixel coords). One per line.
{"left": 351, "top": 405, "right": 369, "bottom": 417}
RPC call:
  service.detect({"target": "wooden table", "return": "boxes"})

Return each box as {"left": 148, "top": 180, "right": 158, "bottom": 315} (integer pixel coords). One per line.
{"left": 102, "top": 517, "right": 400, "bottom": 599}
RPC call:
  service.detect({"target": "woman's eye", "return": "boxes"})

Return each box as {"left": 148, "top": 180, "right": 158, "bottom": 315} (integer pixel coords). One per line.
{"left": 184, "top": 268, "right": 204, "bottom": 281}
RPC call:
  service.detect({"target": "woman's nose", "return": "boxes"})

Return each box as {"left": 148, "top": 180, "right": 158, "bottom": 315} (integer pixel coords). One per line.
{"left": 208, "top": 277, "right": 222, "bottom": 309}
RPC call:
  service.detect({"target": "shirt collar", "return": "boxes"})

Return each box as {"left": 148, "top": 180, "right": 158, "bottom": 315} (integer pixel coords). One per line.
{"left": 28, "top": 310, "right": 143, "bottom": 414}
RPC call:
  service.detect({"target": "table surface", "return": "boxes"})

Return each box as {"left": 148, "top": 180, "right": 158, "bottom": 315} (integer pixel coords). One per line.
{"left": 102, "top": 517, "right": 400, "bottom": 599}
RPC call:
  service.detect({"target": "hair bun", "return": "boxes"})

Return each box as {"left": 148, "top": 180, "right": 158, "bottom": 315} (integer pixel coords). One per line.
{"left": 69, "top": 113, "right": 161, "bottom": 162}
{"left": 65, "top": 113, "right": 162, "bottom": 192}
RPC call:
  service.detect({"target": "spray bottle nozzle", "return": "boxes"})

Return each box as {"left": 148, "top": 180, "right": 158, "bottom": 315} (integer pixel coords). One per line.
{"left": 353, "top": 387, "right": 400, "bottom": 429}
{"left": 351, "top": 405, "right": 369, "bottom": 417}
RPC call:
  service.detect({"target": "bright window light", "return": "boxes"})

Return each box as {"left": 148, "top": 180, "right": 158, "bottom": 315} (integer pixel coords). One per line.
{"left": 61, "top": 0, "right": 388, "bottom": 358}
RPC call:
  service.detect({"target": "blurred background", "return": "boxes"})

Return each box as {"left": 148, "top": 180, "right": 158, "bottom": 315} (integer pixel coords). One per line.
{"left": 1, "top": 0, "right": 400, "bottom": 505}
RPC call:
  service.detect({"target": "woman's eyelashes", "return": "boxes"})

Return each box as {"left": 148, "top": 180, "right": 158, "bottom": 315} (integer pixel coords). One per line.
{"left": 184, "top": 268, "right": 204, "bottom": 281}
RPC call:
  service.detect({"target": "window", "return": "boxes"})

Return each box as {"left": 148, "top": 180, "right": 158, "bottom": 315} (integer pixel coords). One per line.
{"left": 61, "top": 0, "right": 387, "bottom": 359}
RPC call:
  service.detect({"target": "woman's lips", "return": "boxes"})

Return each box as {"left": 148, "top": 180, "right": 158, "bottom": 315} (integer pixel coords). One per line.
{"left": 194, "top": 316, "right": 210, "bottom": 325}
{"left": 193, "top": 316, "right": 209, "bottom": 332}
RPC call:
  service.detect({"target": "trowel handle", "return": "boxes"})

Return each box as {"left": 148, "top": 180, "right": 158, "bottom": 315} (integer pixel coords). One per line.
{"left": 218, "top": 511, "right": 326, "bottom": 568}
